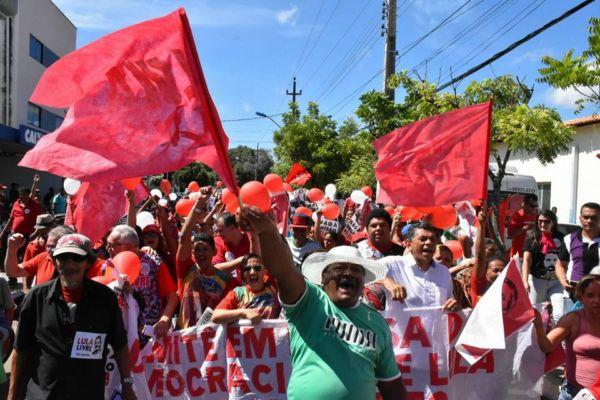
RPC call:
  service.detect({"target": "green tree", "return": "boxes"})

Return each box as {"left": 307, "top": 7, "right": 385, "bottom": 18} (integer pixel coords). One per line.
{"left": 229, "top": 145, "right": 273, "bottom": 184}
{"left": 347, "top": 73, "right": 573, "bottom": 249}
{"left": 172, "top": 162, "right": 218, "bottom": 191}
{"left": 273, "top": 102, "right": 360, "bottom": 189}
{"left": 538, "top": 17, "right": 600, "bottom": 114}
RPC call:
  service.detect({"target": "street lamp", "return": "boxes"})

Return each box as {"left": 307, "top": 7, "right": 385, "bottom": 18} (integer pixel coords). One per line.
{"left": 255, "top": 112, "right": 282, "bottom": 128}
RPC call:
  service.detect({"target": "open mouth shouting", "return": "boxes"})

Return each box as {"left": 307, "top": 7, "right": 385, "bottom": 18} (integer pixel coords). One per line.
{"left": 336, "top": 276, "right": 360, "bottom": 296}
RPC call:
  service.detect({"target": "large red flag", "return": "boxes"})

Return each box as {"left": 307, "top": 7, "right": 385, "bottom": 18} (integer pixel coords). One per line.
{"left": 285, "top": 163, "right": 312, "bottom": 186}
{"left": 19, "top": 8, "right": 238, "bottom": 194}
{"left": 374, "top": 102, "right": 492, "bottom": 207}
{"left": 66, "top": 182, "right": 148, "bottom": 244}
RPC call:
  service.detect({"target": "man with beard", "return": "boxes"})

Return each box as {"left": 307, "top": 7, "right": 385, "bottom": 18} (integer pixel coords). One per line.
{"left": 379, "top": 222, "right": 458, "bottom": 310}
{"left": 356, "top": 208, "right": 405, "bottom": 260}
{"left": 238, "top": 206, "right": 406, "bottom": 400}
{"left": 9, "top": 234, "right": 136, "bottom": 400}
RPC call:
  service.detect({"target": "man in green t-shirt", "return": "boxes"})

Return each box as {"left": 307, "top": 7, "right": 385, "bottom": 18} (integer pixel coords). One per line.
{"left": 238, "top": 206, "right": 406, "bottom": 400}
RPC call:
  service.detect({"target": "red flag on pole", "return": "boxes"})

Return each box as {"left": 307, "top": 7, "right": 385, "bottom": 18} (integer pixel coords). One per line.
{"left": 374, "top": 102, "right": 492, "bottom": 207}
{"left": 19, "top": 8, "right": 238, "bottom": 194}
{"left": 285, "top": 163, "right": 312, "bottom": 186}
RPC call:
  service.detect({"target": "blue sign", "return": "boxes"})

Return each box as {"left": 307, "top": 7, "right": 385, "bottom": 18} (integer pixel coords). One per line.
{"left": 18, "top": 125, "right": 46, "bottom": 146}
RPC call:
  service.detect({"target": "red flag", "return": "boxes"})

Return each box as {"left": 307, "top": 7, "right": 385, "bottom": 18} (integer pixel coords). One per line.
{"left": 374, "top": 102, "right": 492, "bottom": 207}
{"left": 68, "top": 182, "right": 148, "bottom": 244}
{"left": 285, "top": 163, "right": 312, "bottom": 186}
{"left": 19, "top": 8, "right": 238, "bottom": 194}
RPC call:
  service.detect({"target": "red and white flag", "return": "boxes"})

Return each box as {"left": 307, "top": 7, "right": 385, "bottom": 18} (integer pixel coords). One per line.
{"left": 456, "top": 256, "right": 534, "bottom": 364}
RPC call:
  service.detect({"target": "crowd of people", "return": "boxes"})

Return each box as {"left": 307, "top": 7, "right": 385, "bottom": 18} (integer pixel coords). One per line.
{"left": 0, "top": 175, "right": 598, "bottom": 400}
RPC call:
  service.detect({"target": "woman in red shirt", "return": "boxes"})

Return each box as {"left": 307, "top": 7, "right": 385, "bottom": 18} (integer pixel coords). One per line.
{"left": 212, "top": 253, "right": 281, "bottom": 325}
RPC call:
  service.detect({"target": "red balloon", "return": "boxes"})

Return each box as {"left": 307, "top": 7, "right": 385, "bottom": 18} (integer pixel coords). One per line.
{"left": 283, "top": 183, "right": 293, "bottom": 192}
{"left": 225, "top": 201, "right": 238, "bottom": 214}
{"left": 263, "top": 174, "right": 284, "bottom": 193}
{"left": 159, "top": 179, "right": 172, "bottom": 195}
{"left": 187, "top": 181, "right": 200, "bottom": 193}
{"left": 471, "top": 199, "right": 482, "bottom": 207}
{"left": 221, "top": 188, "right": 236, "bottom": 205}
{"left": 416, "top": 207, "right": 436, "bottom": 216}
{"left": 240, "top": 181, "right": 271, "bottom": 212}
{"left": 385, "top": 205, "right": 395, "bottom": 217}
{"left": 444, "top": 240, "right": 463, "bottom": 260}
{"left": 431, "top": 205, "right": 457, "bottom": 230}
{"left": 175, "top": 198, "right": 195, "bottom": 217}
{"left": 113, "top": 251, "right": 141, "bottom": 284}
{"left": 397, "top": 206, "right": 419, "bottom": 222}
{"left": 323, "top": 198, "right": 332, "bottom": 204}
{"left": 307, "top": 188, "right": 324, "bottom": 203}
{"left": 295, "top": 206, "right": 313, "bottom": 217}
{"left": 322, "top": 203, "right": 340, "bottom": 220}
{"left": 361, "top": 186, "right": 373, "bottom": 198}
{"left": 122, "top": 177, "right": 141, "bottom": 190}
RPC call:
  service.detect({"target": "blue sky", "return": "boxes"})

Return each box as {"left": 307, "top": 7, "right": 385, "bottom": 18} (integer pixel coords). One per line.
{"left": 53, "top": 0, "right": 598, "bottom": 150}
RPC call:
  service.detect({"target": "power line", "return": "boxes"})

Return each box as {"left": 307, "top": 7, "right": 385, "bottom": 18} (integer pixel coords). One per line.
{"left": 296, "top": 0, "right": 343, "bottom": 76}
{"left": 292, "top": 1, "right": 325, "bottom": 78}
{"left": 221, "top": 113, "right": 283, "bottom": 123}
{"left": 437, "top": 0, "right": 595, "bottom": 91}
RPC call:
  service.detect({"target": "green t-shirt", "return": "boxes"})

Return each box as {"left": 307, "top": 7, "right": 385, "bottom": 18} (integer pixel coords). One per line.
{"left": 282, "top": 280, "right": 400, "bottom": 400}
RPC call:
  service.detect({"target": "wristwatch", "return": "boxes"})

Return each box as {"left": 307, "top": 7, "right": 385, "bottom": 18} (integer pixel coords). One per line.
{"left": 121, "top": 376, "right": 134, "bottom": 385}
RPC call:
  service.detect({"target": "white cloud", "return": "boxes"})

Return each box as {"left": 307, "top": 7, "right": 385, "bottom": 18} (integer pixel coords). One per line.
{"left": 276, "top": 5, "right": 298, "bottom": 26}
{"left": 511, "top": 48, "right": 553, "bottom": 65}
{"left": 242, "top": 102, "right": 252, "bottom": 113}
{"left": 544, "top": 87, "right": 592, "bottom": 110}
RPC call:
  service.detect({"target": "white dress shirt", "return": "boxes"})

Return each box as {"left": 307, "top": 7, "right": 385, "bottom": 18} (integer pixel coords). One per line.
{"left": 379, "top": 252, "right": 453, "bottom": 308}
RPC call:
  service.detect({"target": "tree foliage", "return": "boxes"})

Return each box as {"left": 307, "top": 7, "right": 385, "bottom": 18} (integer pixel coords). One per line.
{"left": 273, "top": 102, "right": 363, "bottom": 190}
{"left": 538, "top": 17, "right": 600, "bottom": 114}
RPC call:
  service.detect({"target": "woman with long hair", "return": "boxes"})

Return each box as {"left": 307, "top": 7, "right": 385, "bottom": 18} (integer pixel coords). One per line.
{"left": 522, "top": 209, "right": 565, "bottom": 323}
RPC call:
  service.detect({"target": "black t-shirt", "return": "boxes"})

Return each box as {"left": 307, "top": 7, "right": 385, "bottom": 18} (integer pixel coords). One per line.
{"left": 16, "top": 278, "right": 127, "bottom": 400}
{"left": 523, "top": 232, "right": 564, "bottom": 279}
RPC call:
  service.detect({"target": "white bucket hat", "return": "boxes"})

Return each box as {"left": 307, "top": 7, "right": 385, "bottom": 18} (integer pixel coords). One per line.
{"left": 301, "top": 246, "right": 388, "bottom": 285}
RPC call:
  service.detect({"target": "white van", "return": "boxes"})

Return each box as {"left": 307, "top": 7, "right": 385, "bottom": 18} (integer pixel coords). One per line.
{"left": 487, "top": 164, "right": 538, "bottom": 201}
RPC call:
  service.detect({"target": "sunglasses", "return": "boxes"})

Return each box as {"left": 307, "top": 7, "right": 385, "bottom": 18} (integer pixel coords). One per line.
{"left": 242, "top": 265, "right": 264, "bottom": 273}
{"left": 54, "top": 253, "right": 87, "bottom": 263}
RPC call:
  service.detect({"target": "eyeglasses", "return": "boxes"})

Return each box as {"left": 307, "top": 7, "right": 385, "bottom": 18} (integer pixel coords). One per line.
{"left": 242, "top": 265, "right": 264, "bottom": 273}
{"left": 538, "top": 219, "right": 551, "bottom": 224}
{"left": 54, "top": 253, "right": 87, "bottom": 263}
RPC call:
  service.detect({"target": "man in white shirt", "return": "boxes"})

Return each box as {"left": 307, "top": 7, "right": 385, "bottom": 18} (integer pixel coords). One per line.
{"left": 287, "top": 213, "right": 322, "bottom": 269}
{"left": 377, "top": 222, "right": 458, "bottom": 310}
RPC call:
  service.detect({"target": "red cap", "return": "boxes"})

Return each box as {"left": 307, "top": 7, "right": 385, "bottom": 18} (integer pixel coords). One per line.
{"left": 290, "top": 213, "right": 313, "bottom": 228}
{"left": 142, "top": 224, "right": 161, "bottom": 234}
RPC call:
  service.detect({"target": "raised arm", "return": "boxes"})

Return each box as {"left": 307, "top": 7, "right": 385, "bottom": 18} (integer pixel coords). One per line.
{"left": 125, "top": 190, "right": 136, "bottom": 228}
{"left": 473, "top": 209, "right": 488, "bottom": 280}
{"left": 29, "top": 174, "right": 40, "bottom": 201}
{"left": 156, "top": 205, "right": 177, "bottom": 258}
{"left": 176, "top": 195, "right": 207, "bottom": 263}
{"left": 239, "top": 206, "right": 305, "bottom": 304}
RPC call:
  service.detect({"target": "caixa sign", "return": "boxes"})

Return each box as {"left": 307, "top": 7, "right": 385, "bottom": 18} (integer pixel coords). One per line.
{"left": 18, "top": 125, "right": 46, "bottom": 146}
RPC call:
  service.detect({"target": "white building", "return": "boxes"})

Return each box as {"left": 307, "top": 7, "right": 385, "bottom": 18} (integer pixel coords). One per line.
{"left": 0, "top": 0, "right": 75, "bottom": 200}
{"left": 496, "top": 115, "right": 600, "bottom": 224}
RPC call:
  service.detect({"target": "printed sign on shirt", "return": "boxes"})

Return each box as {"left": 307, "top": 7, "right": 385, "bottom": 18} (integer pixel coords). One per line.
{"left": 71, "top": 331, "right": 106, "bottom": 359}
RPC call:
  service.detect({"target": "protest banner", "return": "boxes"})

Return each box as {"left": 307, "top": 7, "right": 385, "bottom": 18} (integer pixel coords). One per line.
{"left": 106, "top": 320, "right": 291, "bottom": 399}
{"left": 383, "top": 305, "right": 544, "bottom": 400}
{"left": 319, "top": 216, "right": 339, "bottom": 234}
{"left": 341, "top": 214, "right": 361, "bottom": 242}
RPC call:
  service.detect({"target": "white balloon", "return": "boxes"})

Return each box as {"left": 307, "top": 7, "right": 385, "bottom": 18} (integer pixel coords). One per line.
{"left": 150, "top": 189, "right": 163, "bottom": 199}
{"left": 350, "top": 190, "right": 367, "bottom": 204}
{"left": 63, "top": 178, "right": 81, "bottom": 195}
{"left": 136, "top": 211, "right": 155, "bottom": 229}
{"left": 325, "top": 183, "right": 336, "bottom": 199}
{"left": 169, "top": 193, "right": 178, "bottom": 201}
{"left": 158, "top": 198, "right": 168, "bottom": 207}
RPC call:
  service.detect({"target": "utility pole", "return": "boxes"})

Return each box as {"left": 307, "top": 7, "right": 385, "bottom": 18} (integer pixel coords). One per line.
{"left": 254, "top": 142, "right": 259, "bottom": 181}
{"left": 286, "top": 77, "right": 302, "bottom": 103}
{"left": 382, "top": 0, "right": 397, "bottom": 101}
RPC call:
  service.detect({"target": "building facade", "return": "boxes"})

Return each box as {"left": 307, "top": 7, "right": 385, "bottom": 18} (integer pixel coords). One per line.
{"left": 496, "top": 115, "right": 600, "bottom": 224}
{"left": 0, "top": 0, "right": 75, "bottom": 198}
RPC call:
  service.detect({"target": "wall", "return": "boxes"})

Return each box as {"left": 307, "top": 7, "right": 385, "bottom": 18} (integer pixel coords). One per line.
{"left": 495, "top": 122, "right": 600, "bottom": 224}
